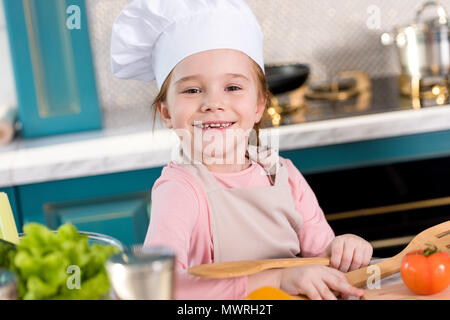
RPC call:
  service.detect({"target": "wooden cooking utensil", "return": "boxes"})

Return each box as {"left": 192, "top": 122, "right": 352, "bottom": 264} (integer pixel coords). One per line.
{"left": 188, "top": 257, "right": 331, "bottom": 278}
{"left": 189, "top": 221, "right": 450, "bottom": 300}
{"left": 295, "top": 220, "right": 450, "bottom": 300}
{"left": 345, "top": 220, "right": 450, "bottom": 289}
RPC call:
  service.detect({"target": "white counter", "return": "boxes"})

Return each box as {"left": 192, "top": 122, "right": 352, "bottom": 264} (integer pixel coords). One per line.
{"left": 1, "top": 104, "right": 450, "bottom": 188}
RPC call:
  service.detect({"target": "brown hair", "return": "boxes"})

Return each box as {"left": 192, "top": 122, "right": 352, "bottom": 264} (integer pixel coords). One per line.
{"left": 150, "top": 59, "right": 272, "bottom": 148}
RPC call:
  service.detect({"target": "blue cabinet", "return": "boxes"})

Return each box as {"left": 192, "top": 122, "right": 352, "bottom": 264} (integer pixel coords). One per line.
{"left": 17, "top": 168, "right": 162, "bottom": 246}
{"left": 44, "top": 193, "right": 151, "bottom": 247}
{"left": 3, "top": 0, "right": 102, "bottom": 138}
{"left": 281, "top": 129, "right": 450, "bottom": 174}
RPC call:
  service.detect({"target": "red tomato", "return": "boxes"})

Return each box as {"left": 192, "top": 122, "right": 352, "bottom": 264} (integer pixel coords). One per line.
{"left": 401, "top": 245, "right": 450, "bottom": 295}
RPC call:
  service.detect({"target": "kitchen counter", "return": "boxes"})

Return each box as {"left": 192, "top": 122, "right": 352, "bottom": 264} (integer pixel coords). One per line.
{"left": 1, "top": 103, "right": 450, "bottom": 188}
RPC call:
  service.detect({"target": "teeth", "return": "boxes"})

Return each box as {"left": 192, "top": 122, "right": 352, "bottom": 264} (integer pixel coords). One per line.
{"left": 198, "top": 122, "right": 233, "bottom": 129}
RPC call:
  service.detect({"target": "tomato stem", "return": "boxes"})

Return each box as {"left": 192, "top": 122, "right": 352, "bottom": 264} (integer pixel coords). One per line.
{"left": 422, "top": 243, "right": 440, "bottom": 256}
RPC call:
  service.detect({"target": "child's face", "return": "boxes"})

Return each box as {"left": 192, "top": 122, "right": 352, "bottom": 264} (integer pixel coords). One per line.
{"left": 159, "top": 49, "right": 266, "bottom": 163}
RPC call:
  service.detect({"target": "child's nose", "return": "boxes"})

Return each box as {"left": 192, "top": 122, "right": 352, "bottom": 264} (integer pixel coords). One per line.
{"left": 200, "top": 102, "right": 225, "bottom": 113}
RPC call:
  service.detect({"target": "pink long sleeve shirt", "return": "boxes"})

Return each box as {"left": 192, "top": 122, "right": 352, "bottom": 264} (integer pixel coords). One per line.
{"left": 144, "top": 156, "right": 335, "bottom": 299}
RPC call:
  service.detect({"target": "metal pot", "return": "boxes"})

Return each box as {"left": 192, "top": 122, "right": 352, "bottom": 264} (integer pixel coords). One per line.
{"left": 105, "top": 245, "right": 175, "bottom": 300}
{"left": 264, "top": 64, "right": 310, "bottom": 95}
{"left": 381, "top": 1, "right": 450, "bottom": 77}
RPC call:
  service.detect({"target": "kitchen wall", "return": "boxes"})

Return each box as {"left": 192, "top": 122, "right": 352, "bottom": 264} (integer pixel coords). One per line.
{"left": 1, "top": 1, "right": 449, "bottom": 129}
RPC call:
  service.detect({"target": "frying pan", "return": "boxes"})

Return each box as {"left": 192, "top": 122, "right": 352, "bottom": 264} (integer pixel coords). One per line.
{"left": 264, "top": 64, "right": 310, "bottom": 95}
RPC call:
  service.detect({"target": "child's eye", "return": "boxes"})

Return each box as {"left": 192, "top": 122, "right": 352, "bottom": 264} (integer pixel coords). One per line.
{"left": 182, "top": 86, "right": 241, "bottom": 94}
{"left": 183, "top": 88, "right": 200, "bottom": 94}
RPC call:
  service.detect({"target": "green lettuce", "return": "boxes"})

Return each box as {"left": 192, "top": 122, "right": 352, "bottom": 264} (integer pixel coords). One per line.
{"left": 1, "top": 223, "right": 120, "bottom": 300}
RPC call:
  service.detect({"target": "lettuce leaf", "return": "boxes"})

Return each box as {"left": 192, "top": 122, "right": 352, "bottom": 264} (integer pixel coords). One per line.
{"left": 3, "top": 223, "right": 120, "bottom": 300}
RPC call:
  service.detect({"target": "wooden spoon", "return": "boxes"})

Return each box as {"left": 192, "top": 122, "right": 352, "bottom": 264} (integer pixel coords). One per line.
{"left": 188, "top": 257, "right": 331, "bottom": 278}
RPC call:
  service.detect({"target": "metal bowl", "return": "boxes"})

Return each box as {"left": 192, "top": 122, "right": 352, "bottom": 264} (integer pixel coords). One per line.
{"left": 78, "top": 231, "right": 126, "bottom": 251}
{"left": 18, "top": 231, "right": 126, "bottom": 252}
{"left": 16, "top": 230, "right": 125, "bottom": 300}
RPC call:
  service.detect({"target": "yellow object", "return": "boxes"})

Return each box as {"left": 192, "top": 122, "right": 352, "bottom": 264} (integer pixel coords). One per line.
{"left": 0, "top": 192, "right": 20, "bottom": 244}
{"left": 246, "top": 286, "right": 295, "bottom": 300}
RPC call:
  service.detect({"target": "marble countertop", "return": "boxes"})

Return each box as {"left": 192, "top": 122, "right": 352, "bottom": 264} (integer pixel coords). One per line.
{"left": 1, "top": 103, "right": 450, "bottom": 188}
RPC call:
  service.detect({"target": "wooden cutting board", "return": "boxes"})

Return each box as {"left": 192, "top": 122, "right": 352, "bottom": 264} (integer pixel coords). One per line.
{"left": 362, "top": 283, "right": 450, "bottom": 300}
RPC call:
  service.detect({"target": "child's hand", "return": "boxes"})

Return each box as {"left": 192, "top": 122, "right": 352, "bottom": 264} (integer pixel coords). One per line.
{"left": 279, "top": 265, "right": 364, "bottom": 300}
{"left": 324, "top": 234, "right": 373, "bottom": 272}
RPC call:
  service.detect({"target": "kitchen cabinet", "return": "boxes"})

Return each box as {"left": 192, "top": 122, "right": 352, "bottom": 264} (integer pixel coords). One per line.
{"left": 2, "top": 0, "right": 102, "bottom": 138}
{"left": 282, "top": 129, "right": 450, "bottom": 175}
{"left": 17, "top": 167, "right": 161, "bottom": 246}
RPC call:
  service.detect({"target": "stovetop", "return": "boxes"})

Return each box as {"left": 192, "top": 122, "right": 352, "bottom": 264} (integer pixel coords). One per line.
{"left": 260, "top": 76, "right": 449, "bottom": 128}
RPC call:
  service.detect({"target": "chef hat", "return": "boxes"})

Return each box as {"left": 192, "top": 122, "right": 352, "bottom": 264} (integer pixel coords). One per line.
{"left": 110, "top": 0, "right": 265, "bottom": 90}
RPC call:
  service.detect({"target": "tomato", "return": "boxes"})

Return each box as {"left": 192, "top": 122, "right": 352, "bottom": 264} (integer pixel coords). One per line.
{"left": 401, "top": 244, "right": 450, "bottom": 295}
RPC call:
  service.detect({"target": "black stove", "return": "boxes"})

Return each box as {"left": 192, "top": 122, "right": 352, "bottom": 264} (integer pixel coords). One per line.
{"left": 260, "top": 74, "right": 450, "bottom": 128}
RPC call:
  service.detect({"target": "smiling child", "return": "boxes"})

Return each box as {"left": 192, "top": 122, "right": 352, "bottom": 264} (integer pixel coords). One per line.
{"left": 111, "top": 0, "right": 373, "bottom": 300}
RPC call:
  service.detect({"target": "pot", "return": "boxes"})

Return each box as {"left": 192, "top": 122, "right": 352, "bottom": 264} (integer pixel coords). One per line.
{"left": 381, "top": 1, "right": 450, "bottom": 77}
{"left": 264, "top": 64, "right": 310, "bottom": 95}
{"left": 105, "top": 245, "right": 175, "bottom": 300}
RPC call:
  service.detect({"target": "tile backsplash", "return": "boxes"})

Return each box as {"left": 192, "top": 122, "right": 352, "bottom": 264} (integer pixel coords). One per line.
{"left": 1, "top": 1, "right": 449, "bottom": 130}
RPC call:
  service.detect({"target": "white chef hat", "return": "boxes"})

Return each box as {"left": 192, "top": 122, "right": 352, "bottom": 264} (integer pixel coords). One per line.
{"left": 110, "top": 0, "right": 265, "bottom": 90}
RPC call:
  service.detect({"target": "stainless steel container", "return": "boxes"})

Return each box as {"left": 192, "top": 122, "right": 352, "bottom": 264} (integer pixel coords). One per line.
{"left": 105, "top": 246, "right": 175, "bottom": 300}
{"left": 381, "top": 1, "right": 450, "bottom": 77}
{"left": 0, "top": 269, "right": 17, "bottom": 300}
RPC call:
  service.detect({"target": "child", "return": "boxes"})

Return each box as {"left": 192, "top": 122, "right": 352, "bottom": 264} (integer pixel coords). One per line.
{"left": 111, "top": 0, "right": 373, "bottom": 300}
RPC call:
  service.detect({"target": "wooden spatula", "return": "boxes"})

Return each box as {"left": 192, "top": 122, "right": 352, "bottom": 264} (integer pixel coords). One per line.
{"left": 188, "top": 257, "right": 331, "bottom": 278}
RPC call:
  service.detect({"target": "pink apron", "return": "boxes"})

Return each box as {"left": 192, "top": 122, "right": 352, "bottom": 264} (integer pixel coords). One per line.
{"left": 175, "top": 147, "right": 302, "bottom": 262}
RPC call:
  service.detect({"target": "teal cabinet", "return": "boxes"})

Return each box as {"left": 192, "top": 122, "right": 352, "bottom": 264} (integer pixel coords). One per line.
{"left": 3, "top": 0, "right": 102, "bottom": 138}
{"left": 17, "top": 168, "right": 162, "bottom": 246}
{"left": 281, "top": 129, "right": 450, "bottom": 174}
{"left": 44, "top": 193, "right": 151, "bottom": 247}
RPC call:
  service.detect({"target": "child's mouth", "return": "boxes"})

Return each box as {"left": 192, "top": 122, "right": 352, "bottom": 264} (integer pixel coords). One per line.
{"left": 193, "top": 121, "right": 236, "bottom": 131}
